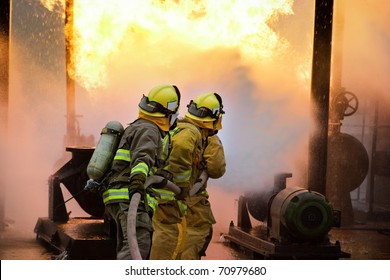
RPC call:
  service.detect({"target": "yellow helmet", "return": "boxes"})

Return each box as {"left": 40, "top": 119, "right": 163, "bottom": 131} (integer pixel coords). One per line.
{"left": 185, "top": 92, "right": 224, "bottom": 130}
{"left": 139, "top": 84, "right": 181, "bottom": 117}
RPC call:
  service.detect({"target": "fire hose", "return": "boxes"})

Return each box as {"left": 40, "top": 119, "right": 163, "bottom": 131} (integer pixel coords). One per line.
{"left": 127, "top": 170, "right": 208, "bottom": 259}
{"left": 127, "top": 192, "right": 143, "bottom": 260}
{"left": 190, "top": 170, "right": 208, "bottom": 196}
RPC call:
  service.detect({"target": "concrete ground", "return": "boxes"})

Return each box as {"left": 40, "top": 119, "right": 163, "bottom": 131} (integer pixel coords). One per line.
{"left": 1, "top": 218, "right": 389, "bottom": 260}
{"left": 1, "top": 195, "right": 389, "bottom": 260}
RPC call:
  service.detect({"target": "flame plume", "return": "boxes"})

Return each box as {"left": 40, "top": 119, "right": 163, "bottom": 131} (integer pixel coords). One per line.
{"left": 40, "top": 0, "right": 294, "bottom": 91}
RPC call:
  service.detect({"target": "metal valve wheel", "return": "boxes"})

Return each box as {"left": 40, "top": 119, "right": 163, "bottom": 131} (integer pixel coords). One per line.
{"left": 332, "top": 91, "right": 359, "bottom": 117}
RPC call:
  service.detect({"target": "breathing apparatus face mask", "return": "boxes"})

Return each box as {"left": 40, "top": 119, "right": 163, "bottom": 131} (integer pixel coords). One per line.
{"left": 169, "top": 112, "right": 179, "bottom": 130}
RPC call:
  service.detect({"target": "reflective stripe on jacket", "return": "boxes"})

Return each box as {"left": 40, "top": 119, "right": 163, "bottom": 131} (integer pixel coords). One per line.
{"left": 151, "top": 187, "right": 187, "bottom": 215}
{"left": 104, "top": 118, "right": 164, "bottom": 205}
{"left": 102, "top": 187, "right": 157, "bottom": 212}
{"left": 165, "top": 120, "right": 207, "bottom": 189}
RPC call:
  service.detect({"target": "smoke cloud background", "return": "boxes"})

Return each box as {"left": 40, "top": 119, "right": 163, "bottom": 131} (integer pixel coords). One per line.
{"left": 2, "top": 0, "right": 389, "bottom": 236}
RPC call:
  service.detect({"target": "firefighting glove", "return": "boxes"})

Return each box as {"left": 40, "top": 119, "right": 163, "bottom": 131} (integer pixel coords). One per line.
{"left": 199, "top": 160, "right": 207, "bottom": 171}
{"left": 154, "top": 169, "right": 174, "bottom": 182}
{"left": 152, "top": 178, "right": 168, "bottom": 189}
{"left": 128, "top": 174, "right": 146, "bottom": 198}
{"left": 84, "top": 179, "right": 106, "bottom": 193}
{"left": 175, "top": 186, "right": 189, "bottom": 201}
{"left": 129, "top": 174, "right": 152, "bottom": 213}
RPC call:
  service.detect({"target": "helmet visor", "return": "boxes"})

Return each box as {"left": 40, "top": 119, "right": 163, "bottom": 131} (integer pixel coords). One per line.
{"left": 139, "top": 95, "right": 178, "bottom": 116}
{"left": 187, "top": 100, "right": 225, "bottom": 119}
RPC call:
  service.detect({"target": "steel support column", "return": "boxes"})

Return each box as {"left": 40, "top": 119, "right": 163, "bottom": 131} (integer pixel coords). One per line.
{"left": 308, "top": 0, "right": 334, "bottom": 195}
{"left": 65, "top": 0, "right": 77, "bottom": 146}
{"left": 0, "top": 0, "right": 11, "bottom": 232}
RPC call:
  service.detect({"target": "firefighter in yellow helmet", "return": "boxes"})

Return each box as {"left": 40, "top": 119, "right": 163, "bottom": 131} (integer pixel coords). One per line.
{"left": 103, "top": 84, "right": 181, "bottom": 260}
{"left": 149, "top": 92, "right": 225, "bottom": 260}
{"left": 195, "top": 133, "right": 226, "bottom": 258}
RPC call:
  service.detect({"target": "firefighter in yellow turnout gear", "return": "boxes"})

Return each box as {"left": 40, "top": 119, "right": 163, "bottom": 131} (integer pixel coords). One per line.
{"left": 189, "top": 134, "right": 226, "bottom": 259}
{"left": 149, "top": 92, "right": 225, "bottom": 260}
{"left": 103, "top": 84, "right": 181, "bottom": 260}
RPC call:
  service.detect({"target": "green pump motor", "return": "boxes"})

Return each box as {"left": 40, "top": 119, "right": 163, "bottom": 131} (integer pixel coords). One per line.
{"left": 268, "top": 186, "right": 338, "bottom": 243}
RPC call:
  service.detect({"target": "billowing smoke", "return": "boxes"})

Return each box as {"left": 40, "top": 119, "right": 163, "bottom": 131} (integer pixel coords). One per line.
{"left": 334, "top": 0, "right": 390, "bottom": 103}
{"left": 3, "top": 1, "right": 68, "bottom": 233}
{"left": 2, "top": 0, "right": 390, "bottom": 237}
{"left": 72, "top": 0, "right": 315, "bottom": 192}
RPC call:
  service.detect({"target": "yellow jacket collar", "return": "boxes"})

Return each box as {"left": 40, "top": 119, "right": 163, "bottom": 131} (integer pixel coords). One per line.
{"left": 138, "top": 111, "right": 170, "bottom": 132}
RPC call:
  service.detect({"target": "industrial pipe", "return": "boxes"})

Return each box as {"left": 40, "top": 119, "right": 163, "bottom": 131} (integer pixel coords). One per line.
{"left": 0, "top": 0, "right": 10, "bottom": 232}
{"left": 308, "top": 0, "right": 334, "bottom": 195}
{"left": 65, "top": 0, "right": 77, "bottom": 146}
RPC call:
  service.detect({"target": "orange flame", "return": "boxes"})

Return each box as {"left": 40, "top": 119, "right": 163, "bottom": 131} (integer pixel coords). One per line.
{"left": 41, "top": 0, "right": 295, "bottom": 91}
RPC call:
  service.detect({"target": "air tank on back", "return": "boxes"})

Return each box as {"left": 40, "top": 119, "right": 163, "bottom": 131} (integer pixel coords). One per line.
{"left": 87, "top": 121, "right": 124, "bottom": 182}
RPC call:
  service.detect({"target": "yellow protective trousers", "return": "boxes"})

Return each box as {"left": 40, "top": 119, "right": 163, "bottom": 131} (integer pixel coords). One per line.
{"left": 180, "top": 195, "right": 216, "bottom": 260}
{"left": 149, "top": 199, "right": 187, "bottom": 260}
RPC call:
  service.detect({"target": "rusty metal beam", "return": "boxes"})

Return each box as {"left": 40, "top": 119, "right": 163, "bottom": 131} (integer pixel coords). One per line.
{"left": 308, "top": 0, "right": 334, "bottom": 195}
{"left": 0, "top": 1, "right": 10, "bottom": 129}
{"left": 0, "top": 0, "right": 11, "bottom": 232}
{"left": 368, "top": 101, "right": 379, "bottom": 216}
{"left": 65, "top": 0, "right": 77, "bottom": 146}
